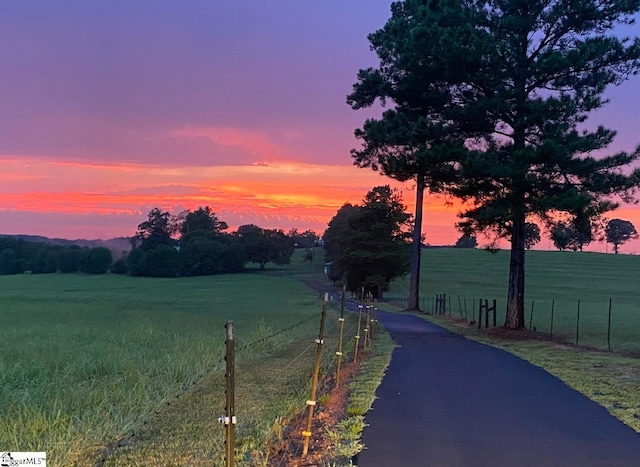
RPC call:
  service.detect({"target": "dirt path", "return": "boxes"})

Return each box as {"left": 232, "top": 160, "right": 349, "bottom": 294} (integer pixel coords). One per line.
{"left": 356, "top": 311, "right": 640, "bottom": 467}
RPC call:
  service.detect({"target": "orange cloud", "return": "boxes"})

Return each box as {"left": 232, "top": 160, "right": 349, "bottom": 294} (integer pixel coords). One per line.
{"left": 3, "top": 155, "right": 640, "bottom": 251}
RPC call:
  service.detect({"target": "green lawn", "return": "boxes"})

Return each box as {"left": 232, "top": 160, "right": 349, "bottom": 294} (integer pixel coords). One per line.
{"left": 0, "top": 270, "right": 338, "bottom": 465}
{"left": 388, "top": 248, "right": 640, "bottom": 352}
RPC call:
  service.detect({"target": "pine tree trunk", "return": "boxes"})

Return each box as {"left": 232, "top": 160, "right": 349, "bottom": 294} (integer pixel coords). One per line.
{"left": 407, "top": 176, "right": 425, "bottom": 311}
{"left": 505, "top": 210, "right": 526, "bottom": 328}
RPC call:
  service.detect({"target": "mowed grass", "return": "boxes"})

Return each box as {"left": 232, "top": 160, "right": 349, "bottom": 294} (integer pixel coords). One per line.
{"left": 0, "top": 272, "right": 329, "bottom": 465}
{"left": 388, "top": 248, "right": 640, "bottom": 352}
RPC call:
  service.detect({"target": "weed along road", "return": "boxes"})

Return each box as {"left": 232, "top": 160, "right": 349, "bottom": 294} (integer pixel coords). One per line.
{"left": 356, "top": 312, "right": 640, "bottom": 467}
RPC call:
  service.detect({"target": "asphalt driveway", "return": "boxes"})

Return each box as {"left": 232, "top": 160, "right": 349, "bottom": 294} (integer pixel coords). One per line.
{"left": 356, "top": 311, "right": 640, "bottom": 467}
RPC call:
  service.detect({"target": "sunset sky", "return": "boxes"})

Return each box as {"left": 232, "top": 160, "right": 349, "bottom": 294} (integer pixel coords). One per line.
{"left": 2, "top": 1, "right": 640, "bottom": 252}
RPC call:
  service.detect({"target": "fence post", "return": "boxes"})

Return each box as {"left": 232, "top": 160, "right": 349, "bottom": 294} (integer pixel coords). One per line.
{"left": 336, "top": 286, "right": 346, "bottom": 386}
{"left": 354, "top": 304, "right": 363, "bottom": 363}
{"left": 374, "top": 303, "right": 379, "bottom": 337}
{"left": 484, "top": 299, "right": 489, "bottom": 329}
{"left": 218, "top": 321, "right": 236, "bottom": 467}
{"left": 370, "top": 300, "right": 377, "bottom": 340}
{"left": 492, "top": 299, "right": 497, "bottom": 327}
{"left": 607, "top": 298, "right": 612, "bottom": 352}
{"left": 550, "top": 300, "right": 555, "bottom": 338}
{"left": 363, "top": 304, "right": 370, "bottom": 348}
{"left": 529, "top": 301, "right": 535, "bottom": 331}
{"left": 575, "top": 299, "right": 581, "bottom": 346}
{"left": 302, "top": 293, "right": 328, "bottom": 457}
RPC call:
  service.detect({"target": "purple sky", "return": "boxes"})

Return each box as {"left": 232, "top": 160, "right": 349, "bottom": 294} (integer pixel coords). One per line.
{"left": 1, "top": 1, "right": 640, "bottom": 252}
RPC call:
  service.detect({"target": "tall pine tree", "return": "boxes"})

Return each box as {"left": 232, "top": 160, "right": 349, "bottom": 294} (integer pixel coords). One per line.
{"left": 351, "top": 0, "right": 640, "bottom": 327}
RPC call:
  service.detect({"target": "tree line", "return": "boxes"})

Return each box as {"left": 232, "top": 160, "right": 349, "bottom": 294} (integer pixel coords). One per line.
{"left": 124, "top": 206, "right": 315, "bottom": 277}
{"left": 0, "top": 237, "right": 113, "bottom": 275}
{"left": 454, "top": 218, "right": 638, "bottom": 253}
{"left": 0, "top": 208, "right": 319, "bottom": 277}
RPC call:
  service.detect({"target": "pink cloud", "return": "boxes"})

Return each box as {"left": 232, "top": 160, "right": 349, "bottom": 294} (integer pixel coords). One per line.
{"left": 171, "top": 126, "right": 303, "bottom": 163}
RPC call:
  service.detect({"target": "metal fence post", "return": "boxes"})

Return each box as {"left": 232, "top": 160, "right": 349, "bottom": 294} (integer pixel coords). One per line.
{"left": 363, "top": 305, "right": 370, "bottom": 348}
{"left": 218, "top": 321, "right": 236, "bottom": 467}
{"left": 485, "top": 299, "right": 489, "bottom": 329}
{"left": 576, "top": 299, "right": 581, "bottom": 346}
{"left": 492, "top": 299, "right": 497, "bottom": 327}
{"left": 550, "top": 300, "right": 555, "bottom": 338}
{"left": 478, "top": 300, "right": 485, "bottom": 329}
{"left": 336, "top": 286, "right": 346, "bottom": 386}
{"left": 529, "top": 301, "right": 535, "bottom": 331}
{"left": 372, "top": 302, "right": 378, "bottom": 339}
{"left": 354, "top": 303, "right": 363, "bottom": 363}
{"left": 607, "top": 298, "right": 612, "bottom": 351}
{"left": 302, "top": 293, "right": 328, "bottom": 456}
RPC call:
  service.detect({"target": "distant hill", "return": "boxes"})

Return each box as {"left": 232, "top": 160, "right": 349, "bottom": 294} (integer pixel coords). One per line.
{"left": 0, "top": 235, "right": 132, "bottom": 259}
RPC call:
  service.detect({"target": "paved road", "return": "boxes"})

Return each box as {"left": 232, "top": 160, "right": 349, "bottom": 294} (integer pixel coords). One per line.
{"left": 356, "top": 312, "right": 640, "bottom": 467}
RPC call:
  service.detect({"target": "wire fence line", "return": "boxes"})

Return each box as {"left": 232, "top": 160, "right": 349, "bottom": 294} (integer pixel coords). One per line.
{"left": 219, "top": 289, "right": 382, "bottom": 465}
{"left": 386, "top": 293, "right": 640, "bottom": 353}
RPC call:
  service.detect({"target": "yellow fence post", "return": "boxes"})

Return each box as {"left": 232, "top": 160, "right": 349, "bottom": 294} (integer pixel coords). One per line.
{"left": 302, "top": 293, "right": 328, "bottom": 457}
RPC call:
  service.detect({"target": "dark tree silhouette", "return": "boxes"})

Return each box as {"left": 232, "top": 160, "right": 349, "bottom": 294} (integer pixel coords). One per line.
{"left": 605, "top": 219, "right": 639, "bottom": 254}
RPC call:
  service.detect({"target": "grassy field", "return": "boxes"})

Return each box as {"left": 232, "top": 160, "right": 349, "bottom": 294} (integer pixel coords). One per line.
{"left": 0, "top": 268, "right": 350, "bottom": 465}
{"left": 388, "top": 248, "right": 640, "bottom": 352}
{"left": 8, "top": 246, "right": 638, "bottom": 464}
